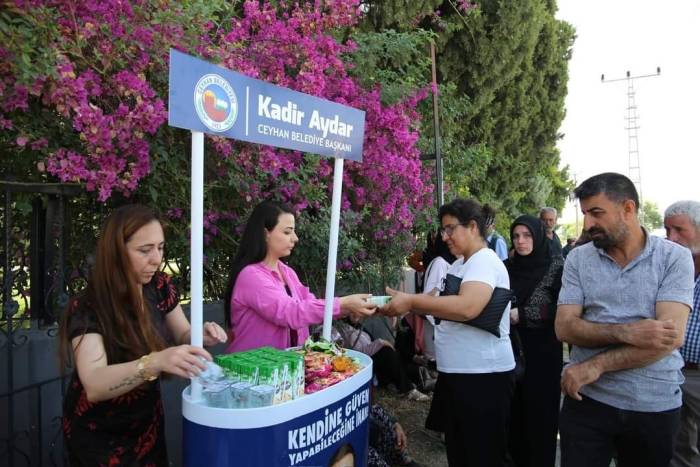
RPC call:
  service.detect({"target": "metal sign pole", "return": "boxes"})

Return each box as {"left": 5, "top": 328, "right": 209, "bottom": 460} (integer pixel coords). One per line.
{"left": 321, "top": 157, "right": 344, "bottom": 341}
{"left": 190, "top": 130, "right": 204, "bottom": 401}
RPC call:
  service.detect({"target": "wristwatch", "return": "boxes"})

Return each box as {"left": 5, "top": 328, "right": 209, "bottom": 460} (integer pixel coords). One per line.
{"left": 137, "top": 353, "right": 158, "bottom": 381}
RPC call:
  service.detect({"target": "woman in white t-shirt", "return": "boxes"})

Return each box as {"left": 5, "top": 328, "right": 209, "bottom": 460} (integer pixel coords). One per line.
{"left": 381, "top": 198, "right": 515, "bottom": 467}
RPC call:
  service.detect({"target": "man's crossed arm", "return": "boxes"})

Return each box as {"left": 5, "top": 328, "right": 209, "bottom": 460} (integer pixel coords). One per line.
{"left": 555, "top": 301, "right": 689, "bottom": 400}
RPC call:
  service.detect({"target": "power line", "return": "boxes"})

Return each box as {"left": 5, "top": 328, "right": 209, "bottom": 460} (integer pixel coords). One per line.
{"left": 601, "top": 67, "right": 661, "bottom": 214}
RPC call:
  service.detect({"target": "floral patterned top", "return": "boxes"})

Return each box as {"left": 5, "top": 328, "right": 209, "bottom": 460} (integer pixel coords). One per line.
{"left": 517, "top": 257, "right": 564, "bottom": 329}
{"left": 62, "top": 271, "right": 179, "bottom": 467}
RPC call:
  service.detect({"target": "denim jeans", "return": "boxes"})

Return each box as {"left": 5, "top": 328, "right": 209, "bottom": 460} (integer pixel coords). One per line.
{"left": 560, "top": 395, "right": 681, "bottom": 467}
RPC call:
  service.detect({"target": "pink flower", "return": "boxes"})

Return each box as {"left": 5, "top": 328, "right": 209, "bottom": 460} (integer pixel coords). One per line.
{"left": 167, "top": 208, "right": 184, "bottom": 220}
{"left": 5, "top": 0, "right": 434, "bottom": 265}
{"left": 30, "top": 138, "right": 48, "bottom": 150}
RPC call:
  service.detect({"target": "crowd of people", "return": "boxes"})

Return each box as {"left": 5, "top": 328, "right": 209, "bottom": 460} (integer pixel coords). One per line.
{"left": 58, "top": 171, "right": 700, "bottom": 467}
{"left": 380, "top": 172, "right": 698, "bottom": 467}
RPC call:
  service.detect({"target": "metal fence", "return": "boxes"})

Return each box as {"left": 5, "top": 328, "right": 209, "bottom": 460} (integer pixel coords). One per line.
{"left": 1, "top": 183, "right": 229, "bottom": 466}
{"left": 1, "top": 182, "right": 82, "bottom": 467}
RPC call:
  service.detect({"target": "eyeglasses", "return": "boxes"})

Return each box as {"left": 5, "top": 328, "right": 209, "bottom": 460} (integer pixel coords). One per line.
{"left": 438, "top": 223, "right": 469, "bottom": 237}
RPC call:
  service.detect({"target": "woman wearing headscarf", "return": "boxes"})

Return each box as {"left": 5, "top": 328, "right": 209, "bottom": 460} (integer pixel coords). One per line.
{"left": 504, "top": 215, "right": 564, "bottom": 467}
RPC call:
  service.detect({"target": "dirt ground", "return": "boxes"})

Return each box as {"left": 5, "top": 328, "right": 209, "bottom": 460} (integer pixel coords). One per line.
{"left": 375, "top": 386, "right": 448, "bottom": 467}
{"left": 375, "top": 387, "right": 574, "bottom": 467}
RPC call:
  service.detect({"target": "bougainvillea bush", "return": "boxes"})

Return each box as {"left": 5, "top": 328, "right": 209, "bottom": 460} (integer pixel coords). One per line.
{"left": 0, "top": 0, "right": 434, "bottom": 299}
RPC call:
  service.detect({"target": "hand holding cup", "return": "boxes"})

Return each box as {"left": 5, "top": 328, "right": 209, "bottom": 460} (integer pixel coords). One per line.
{"left": 340, "top": 293, "right": 377, "bottom": 321}
{"left": 377, "top": 287, "right": 413, "bottom": 317}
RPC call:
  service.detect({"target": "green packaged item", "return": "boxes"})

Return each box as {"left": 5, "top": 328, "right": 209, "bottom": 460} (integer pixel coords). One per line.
{"left": 275, "top": 360, "right": 293, "bottom": 403}
{"left": 279, "top": 354, "right": 304, "bottom": 399}
{"left": 236, "top": 359, "right": 259, "bottom": 385}
{"left": 214, "top": 354, "right": 235, "bottom": 370}
{"left": 292, "top": 353, "right": 305, "bottom": 398}
{"left": 256, "top": 347, "right": 278, "bottom": 356}
{"left": 214, "top": 348, "right": 310, "bottom": 405}
{"left": 257, "top": 362, "right": 284, "bottom": 404}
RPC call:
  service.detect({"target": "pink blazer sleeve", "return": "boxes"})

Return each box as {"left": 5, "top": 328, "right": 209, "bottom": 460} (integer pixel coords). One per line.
{"left": 233, "top": 265, "right": 341, "bottom": 329}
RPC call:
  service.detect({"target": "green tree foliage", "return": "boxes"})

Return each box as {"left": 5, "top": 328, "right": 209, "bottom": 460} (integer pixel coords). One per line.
{"left": 360, "top": 0, "right": 443, "bottom": 32}
{"left": 361, "top": 0, "right": 576, "bottom": 222}
{"left": 641, "top": 200, "right": 663, "bottom": 231}
{"left": 1, "top": 0, "right": 434, "bottom": 300}
{"left": 347, "top": 28, "right": 493, "bottom": 229}
{"left": 559, "top": 222, "right": 582, "bottom": 241}
{"left": 349, "top": 29, "right": 435, "bottom": 106}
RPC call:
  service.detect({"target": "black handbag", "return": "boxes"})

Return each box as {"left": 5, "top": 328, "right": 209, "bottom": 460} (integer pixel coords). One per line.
{"left": 435, "top": 273, "right": 513, "bottom": 337}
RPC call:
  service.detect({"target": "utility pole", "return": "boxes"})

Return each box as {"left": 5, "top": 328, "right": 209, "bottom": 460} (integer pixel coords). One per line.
{"left": 430, "top": 42, "right": 444, "bottom": 208}
{"left": 601, "top": 67, "right": 661, "bottom": 215}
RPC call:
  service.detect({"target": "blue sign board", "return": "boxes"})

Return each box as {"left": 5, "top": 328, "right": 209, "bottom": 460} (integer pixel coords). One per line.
{"left": 182, "top": 351, "right": 373, "bottom": 467}
{"left": 168, "top": 49, "right": 365, "bottom": 162}
{"left": 183, "top": 382, "right": 371, "bottom": 467}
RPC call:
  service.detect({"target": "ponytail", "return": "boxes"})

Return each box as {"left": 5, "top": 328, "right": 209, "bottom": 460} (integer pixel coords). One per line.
{"left": 438, "top": 198, "right": 492, "bottom": 239}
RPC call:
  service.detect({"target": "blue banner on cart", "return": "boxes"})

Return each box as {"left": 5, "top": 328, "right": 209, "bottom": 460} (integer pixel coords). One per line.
{"left": 183, "top": 382, "right": 371, "bottom": 467}
{"left": 168, "top": 49, "right": 365, "bottom": 162}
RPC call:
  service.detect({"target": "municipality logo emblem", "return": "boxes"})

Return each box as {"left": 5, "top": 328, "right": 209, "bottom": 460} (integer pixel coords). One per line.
{"left": 194, "top": 74, "right": 238, "bottom": 132}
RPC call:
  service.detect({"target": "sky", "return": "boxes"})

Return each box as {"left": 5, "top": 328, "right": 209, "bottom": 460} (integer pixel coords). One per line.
{"left": 555, "top": 0, "right": 700, "bottom": 227}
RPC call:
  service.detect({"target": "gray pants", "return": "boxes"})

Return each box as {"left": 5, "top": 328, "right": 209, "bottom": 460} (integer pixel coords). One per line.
{"left": 671, "top": 368, "right": 700, "bottom": 467}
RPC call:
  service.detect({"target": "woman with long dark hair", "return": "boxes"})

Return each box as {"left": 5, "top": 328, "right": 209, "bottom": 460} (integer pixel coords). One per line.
{"left": 505, "top": 215, "right": 563, "bottom": 467}
{"left": 224, "top": 200, "right": 376, "bottom": 352}
{"left": 59, "top": 204, "right": 227, "bottom": 466}
{"left": 381, "top": 198, "right": 515, "bottom": 467}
